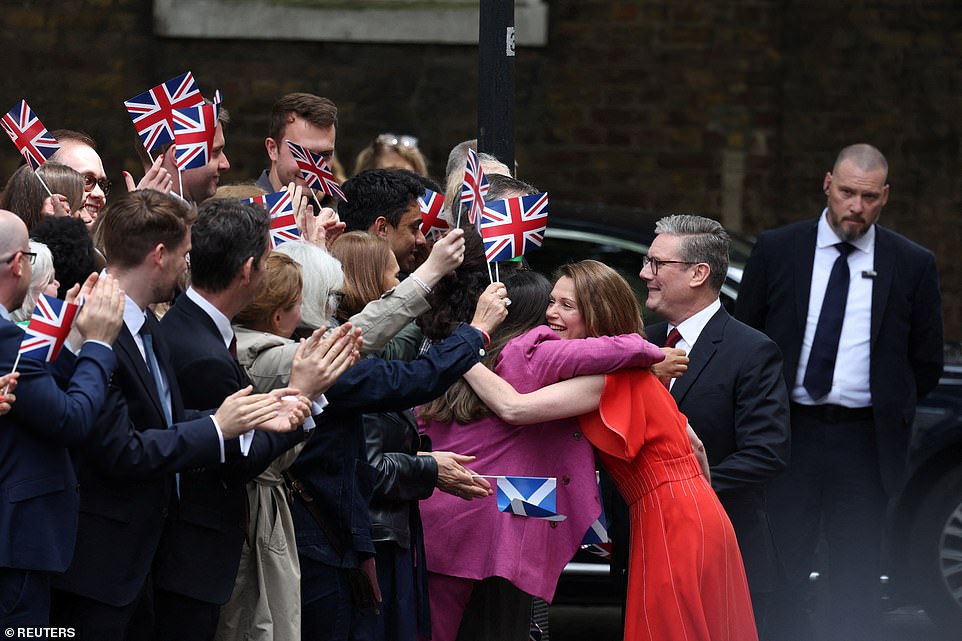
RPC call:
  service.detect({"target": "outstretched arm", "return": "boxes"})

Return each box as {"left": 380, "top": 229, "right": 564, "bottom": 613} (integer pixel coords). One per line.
{"left": 462, "top": 363, "right": 603, "bottom": 425}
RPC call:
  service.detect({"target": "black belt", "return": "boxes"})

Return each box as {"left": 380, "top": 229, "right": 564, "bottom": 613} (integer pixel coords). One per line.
{"left": 790, "top": 402, "right": 873, "bottom": 423}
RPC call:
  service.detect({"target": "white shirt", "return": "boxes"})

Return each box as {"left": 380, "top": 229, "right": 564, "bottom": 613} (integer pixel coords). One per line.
{"left": 666, "top": 298, "right": 721, "bottom": 390}
{"left": 185, "top": 287, "right": 255, "bottom": 454}
{"left": 792, "top": 209, "right": 874, "bottom": 408}
{"left": 185, "top": 288, "right": 323, "bottom": 434}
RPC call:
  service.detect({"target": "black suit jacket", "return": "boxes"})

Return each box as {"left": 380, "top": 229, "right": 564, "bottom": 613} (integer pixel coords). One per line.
{"left": 648, "top": 307, "right": 790, "bottom": 592}
{"left": 735, "top": 220, "right": 944, "bottom": 496}
{"left": 155, "top": 294, "right": 303, "bottom": 604}
{"left": 53, "top": 313, "right": 224, "bottom": 607}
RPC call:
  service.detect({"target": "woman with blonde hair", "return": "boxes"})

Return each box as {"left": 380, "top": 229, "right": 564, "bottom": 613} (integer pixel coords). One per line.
{"left": 353, "top": 134, "right": 429, "bottom": 177}
{"left": 10, "top": 241, "right": 59, "bottom": 324}
{"left": 330, "top": 232, "right": 400, "bottom": 323}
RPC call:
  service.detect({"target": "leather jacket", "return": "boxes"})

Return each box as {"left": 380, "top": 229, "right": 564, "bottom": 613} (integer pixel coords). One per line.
{"left": 364, "top": 408, "right": 438, "bottom": 549}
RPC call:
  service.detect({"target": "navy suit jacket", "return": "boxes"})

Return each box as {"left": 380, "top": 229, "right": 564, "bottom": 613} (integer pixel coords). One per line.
{"left": 53, "top": 313, "right": 225, "bottom": 607}
{"left": 291, "top": 324, "right": 485, "bottom": 570}
{"left": 735, "top": 220, "right": 944, "bottom": 496}
{"left": 0, "top": 317, "right": 116, "bottom": 573}
{"left": 648, "top": 308, "right": 790, "bottom": 592}
{"left": 155, "top": 294, "right": 304, "bottom": 604}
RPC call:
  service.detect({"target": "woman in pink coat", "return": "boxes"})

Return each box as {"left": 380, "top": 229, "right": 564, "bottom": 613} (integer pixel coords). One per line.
{"left": 417, "top": 266, "right": 673, "bottom": 641}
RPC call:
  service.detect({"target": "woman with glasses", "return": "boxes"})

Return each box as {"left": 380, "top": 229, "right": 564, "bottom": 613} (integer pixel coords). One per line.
{"left": 353, "top": 133, "right": 429, "bottom": 178}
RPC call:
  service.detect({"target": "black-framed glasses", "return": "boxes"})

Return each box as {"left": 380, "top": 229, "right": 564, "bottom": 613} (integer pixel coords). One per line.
{"left": 81, "top": 173, "right": 111, "bottom": 196}
{"left": 375, "top": 133, "right": 419, "bottom": 149}
{"left": 2, "top": 251, "right": 36, "bottom": 265}
{"left": 642, "top": 255, "right": 697, "bottom": 275}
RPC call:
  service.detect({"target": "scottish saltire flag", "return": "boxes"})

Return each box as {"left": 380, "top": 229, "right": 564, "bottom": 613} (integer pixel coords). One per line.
{"left": 496, "top": 476, "right": 566, "bottom": 521}
{"left": 1, "top": 100, "right": 60, "bottom": 170}
{"left": 459, "top": 148, "right": 489, "bottom": 225}
{"left": 124, "top": 71, "right": 204, "bottom": 152}
{"left": 285, "top": 140, "right": 347, "bottom": 202}
{"left": 172, "top": 104, "right": 217, "bottom": 170}
{"left": 18, "top": 294, "right": 80, "bottom": 362}
{"left": 418, "top": 188, "right": 448, "bottom": 239}
{"left": 244, "top": 190, "right": 300, "bottom": 248}
{"left": 479, "top": 192, "right": 549, "bottom": 263}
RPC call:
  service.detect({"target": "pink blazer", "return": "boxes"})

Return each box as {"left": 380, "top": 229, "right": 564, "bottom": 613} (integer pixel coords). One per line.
{"left": 419, "top": 326, "right": 664, "bottom": 601}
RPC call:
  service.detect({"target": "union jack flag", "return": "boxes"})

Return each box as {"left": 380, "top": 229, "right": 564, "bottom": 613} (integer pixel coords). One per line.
{"left": 418, "top": 188, "right": 448, "bottom": 239}
{"left": 124, "top": 71, "right": 204, "bottom": 152}
{"left": 244, "top": 190, "right": 300, "bottom": 248}
{"left": 285, "top": 140, "right": 347, "bottom": 202}
{"left": 172, "top": 104, "right": 216, "bottom": 170}
{"left": 1, "top": 100, "right": 60, "bottom": 170}
{"left": 18, "top": 294, "right": 80, "bottom": 362}
{"left": 479, "top": 192, "right": 549, "bottom": 263}
{"left": 459, "top": 148, "right": 489, "bottom": 225}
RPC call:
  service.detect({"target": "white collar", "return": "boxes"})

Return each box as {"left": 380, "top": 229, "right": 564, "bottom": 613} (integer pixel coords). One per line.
{"left": 817, "top": 208, "right": 875, "bottom": 253}
{"left": 186, "top": 287, "right": 234, "bottom": 349}
{"left": 669, "top": 298, "right": 722, "bottom": 348}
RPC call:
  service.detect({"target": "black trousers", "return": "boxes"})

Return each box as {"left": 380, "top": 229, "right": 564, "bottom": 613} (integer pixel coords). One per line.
{"left": 0, "top": 568, "right": 50, "bottom": 631}
{"left": 50, "top": 583, "right": 153, "bottom": 641}
{"left": 763, "top": 408, "right": 886, "bottom": 641}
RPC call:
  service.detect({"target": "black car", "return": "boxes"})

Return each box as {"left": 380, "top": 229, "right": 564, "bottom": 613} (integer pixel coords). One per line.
{"left": 530, "top": 203, "right": 962, "bottom": 634}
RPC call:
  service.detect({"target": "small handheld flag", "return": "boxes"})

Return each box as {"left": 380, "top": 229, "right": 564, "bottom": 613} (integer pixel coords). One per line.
{"left": 18, "top": 294, "right": 80, "bottom": 363}
{"left": 285, "top": 140, "right": 347, "bottom": 202}
{"left": 479, "top": 192, "right": 549, "bottom": 263}
{"left": 244, "top": 190, "right": 300, "bottom": 248}
{"left": 1, "top": 100, "right": 60, "bottom": 170}
{"left": 496, "top": 476, "right": 567, "bottom": 521}
{"left": 459, "top": 148, "right": 489, "bottom": 226}
{"left": 418, "top": 188, "right": 449, "bottom": 239}
{"left": 124, "top": 71, "right": 204, "bottom": 153}
{"left": 172, "top": 104, "right": 217, "bottom": 170}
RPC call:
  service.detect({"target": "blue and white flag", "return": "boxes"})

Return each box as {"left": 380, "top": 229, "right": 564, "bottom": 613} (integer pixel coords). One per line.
{"left": 496, "top": 476, "right": 567, "bottom": 521}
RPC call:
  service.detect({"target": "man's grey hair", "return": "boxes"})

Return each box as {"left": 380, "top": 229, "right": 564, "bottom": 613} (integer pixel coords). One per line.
{"left": 654, "top": 214, "right": 730, "bottom": 292}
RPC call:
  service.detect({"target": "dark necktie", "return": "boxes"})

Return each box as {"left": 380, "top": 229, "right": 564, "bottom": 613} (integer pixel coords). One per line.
{"left": 803, "top": 242, "right": 856, "bottom": 400}
{"left": 142, "top": 321, "right": 179, "bottom": 497}
{"left": 662, "top": 328, "right": 682, "bottom": 388}
{"left": 228, "top": 334, "right": 238, "bottom": 361}
{"left": 141, "top": 324, "right": 173, "bottom": 427}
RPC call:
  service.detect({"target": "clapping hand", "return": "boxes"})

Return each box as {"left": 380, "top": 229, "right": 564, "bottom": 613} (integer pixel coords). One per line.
{"left": 124, "top": 154, "right": 174, "bottom": 194}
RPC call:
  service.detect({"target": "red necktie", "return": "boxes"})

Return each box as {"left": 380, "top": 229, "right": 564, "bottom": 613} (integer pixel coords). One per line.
{"left": 662, "top": 328, "right": 682, "bottom": 388}
{"left": 664, "top": 328, "right": 682, "bottom": 349}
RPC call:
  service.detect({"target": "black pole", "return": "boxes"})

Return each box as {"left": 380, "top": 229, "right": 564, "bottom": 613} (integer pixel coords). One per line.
{"left": 478, "top": 0, "right": 515, "bottom": 175}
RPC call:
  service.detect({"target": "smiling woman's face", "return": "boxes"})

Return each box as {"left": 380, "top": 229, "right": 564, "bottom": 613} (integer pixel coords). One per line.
{"left": 545, "top": 276, "right": 587, "bottom": 340}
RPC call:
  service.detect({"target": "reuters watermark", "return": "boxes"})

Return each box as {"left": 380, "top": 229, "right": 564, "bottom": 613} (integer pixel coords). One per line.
{"left": 3, "top": 629, "right": 75, "bottom": 638}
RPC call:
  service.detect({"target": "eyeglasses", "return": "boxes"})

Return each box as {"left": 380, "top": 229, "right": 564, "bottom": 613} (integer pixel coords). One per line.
{"left": 642, "top": 255, "right": 697, "bottom": 275}
{"left": 375, "top": 133, "right": 419, "bottom": 149}
{"left": 2, "top": 251, "right": 37, "bottom": 265}
{"left": 81, "top": 173, "right": 111, "bottom": 196}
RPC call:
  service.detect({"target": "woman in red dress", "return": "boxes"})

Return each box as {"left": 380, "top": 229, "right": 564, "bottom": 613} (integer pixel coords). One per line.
{"left": 463, "top": 260, "right": 757, "bottom": 641}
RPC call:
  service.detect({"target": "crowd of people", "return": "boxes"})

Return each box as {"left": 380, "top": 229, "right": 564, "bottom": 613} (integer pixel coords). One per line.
{"left": 0, "top": 86, "right": 944, "bottom": 641}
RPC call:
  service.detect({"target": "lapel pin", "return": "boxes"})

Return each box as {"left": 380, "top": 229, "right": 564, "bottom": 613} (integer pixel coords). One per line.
{"left": 861, "top": 270, "right": 877, "bottom": 279}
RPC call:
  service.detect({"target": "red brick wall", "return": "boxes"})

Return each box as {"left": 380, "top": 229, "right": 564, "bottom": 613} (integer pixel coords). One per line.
{"left": 2, "top": 0, "right": 959, "bottom": 339}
